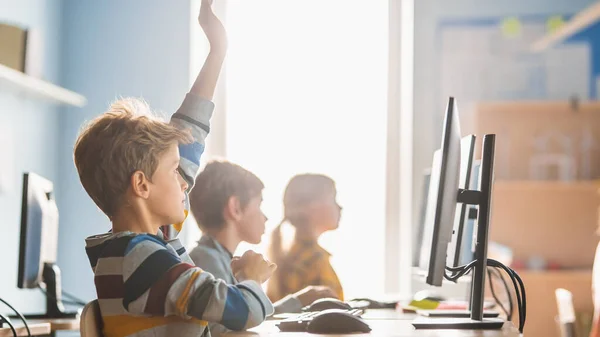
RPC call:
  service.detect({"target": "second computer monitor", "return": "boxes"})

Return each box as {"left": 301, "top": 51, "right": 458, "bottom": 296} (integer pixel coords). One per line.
{"left": 420, "top": 97, "right": 467, "bottom": 286}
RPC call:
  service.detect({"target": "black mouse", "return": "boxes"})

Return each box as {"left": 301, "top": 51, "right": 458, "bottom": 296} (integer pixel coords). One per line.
{"left": 305, "top": 298, "right": 352, "bottom": 312}
{"left": 307, "top": 309, "right": 371, "bottom": 334}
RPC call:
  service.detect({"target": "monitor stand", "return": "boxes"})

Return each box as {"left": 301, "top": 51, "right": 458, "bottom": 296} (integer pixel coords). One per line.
{"left": 412, "top": 316, "right": 505, "bottom": 329}
{"left": 20, "top": 263, "right": 80, "bottom": 319}
{"left": 416, "top": 309, "right": 500, "bottom": 318}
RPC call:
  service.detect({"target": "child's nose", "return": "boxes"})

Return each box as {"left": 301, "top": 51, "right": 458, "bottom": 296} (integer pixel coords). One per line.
{"left": 178, "top": 174, "right": 189, "bottom": 191}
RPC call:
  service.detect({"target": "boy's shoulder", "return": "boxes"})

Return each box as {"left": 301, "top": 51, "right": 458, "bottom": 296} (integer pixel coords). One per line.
{"left": 189, "top": 236, "right": 228, "bottom": 266}
{"left": 85, "top": 231, "right": 174, "bottom": 269}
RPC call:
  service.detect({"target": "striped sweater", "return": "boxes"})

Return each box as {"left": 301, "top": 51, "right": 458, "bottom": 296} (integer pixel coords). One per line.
{"left": 84, "top": 94, "right": 274, "bottom": 337}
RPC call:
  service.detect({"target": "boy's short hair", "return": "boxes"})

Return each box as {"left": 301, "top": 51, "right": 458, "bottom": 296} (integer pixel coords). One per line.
{"left": 190, "top": 160, "right": 264, "bottom": 231}
{"left": 74, "top": 98, "right": 192, "bottom": 218}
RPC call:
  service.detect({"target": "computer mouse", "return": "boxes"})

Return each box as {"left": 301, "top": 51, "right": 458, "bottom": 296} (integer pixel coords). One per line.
{"left": 305, "top": 297, "right": 352, "bottom": 312}
{"left": 307, "top": 309, "right": 371, "bottom": 334}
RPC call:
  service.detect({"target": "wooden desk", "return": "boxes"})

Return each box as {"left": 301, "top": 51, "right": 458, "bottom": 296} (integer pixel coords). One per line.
{"left": 0, "top": 322, "right": 51, "bottom": 337}
{"left": 228, "top": 310, "right": 521, "bottom": 337}
{"left": 32, "top": 318, "right": 79, "bottom": 337}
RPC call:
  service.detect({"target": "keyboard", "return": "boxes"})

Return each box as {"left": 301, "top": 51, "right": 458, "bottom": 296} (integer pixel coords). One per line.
{"left": 277, "top": 309, "right": 363, "bottom": 332}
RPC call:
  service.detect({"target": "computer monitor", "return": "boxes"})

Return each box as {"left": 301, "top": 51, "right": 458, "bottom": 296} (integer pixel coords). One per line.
{"left": 447, "top": 135, "right": 475, "bottom": 268}
{"left": 18, "top": 172, "right": 78, "bottom": 319}
{"left": 419, "top": 97, "right": 463, "bottom": 287}
{"left": 417, "top": 135, "right": 474, "bottom": 272}
{"left": 412, "top": 169, "right": 431, "bottom": 267}
{"left": 412, "top": 97, "right": 503, "bottom": 329}
{"left": 458, "top": 160, "right": 480, "bottom": 266}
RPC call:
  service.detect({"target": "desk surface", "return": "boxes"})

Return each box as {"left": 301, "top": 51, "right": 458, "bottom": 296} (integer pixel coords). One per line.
{"left": 0, "top": 323, "right": 51, "bottom": 337}
{"left": 29, "top": 318, "right": 80, "bottom": 331}
{"left": 228, "top": 310, "right": 521, "bottom": 337}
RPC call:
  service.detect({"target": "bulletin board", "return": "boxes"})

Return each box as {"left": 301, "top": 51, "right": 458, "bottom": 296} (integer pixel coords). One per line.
{"left": 436, "top": 15, "right": 600, "bottom": 131}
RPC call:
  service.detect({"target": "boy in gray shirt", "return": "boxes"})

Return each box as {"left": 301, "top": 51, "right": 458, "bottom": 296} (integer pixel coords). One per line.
{"left": 188, "top": 160, "right": 337, "bottom": 337}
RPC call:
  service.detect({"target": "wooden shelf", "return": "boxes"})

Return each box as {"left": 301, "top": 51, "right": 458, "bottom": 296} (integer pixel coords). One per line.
{"left": 0, "top": 63, "right": 87, "bottom": 107}
{"left": 531, "top": 1, "right": 600, "bottom": 52}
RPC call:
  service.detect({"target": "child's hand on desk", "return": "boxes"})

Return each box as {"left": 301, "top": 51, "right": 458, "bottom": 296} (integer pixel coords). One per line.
{"left": 231, "top": 250, "right": 277, "bottom": 284}
{"left": 199, "top": 0, "right": 227, "bottom": 53}
{"left": 294, "top": 286, "right": 339, "bottom": 306}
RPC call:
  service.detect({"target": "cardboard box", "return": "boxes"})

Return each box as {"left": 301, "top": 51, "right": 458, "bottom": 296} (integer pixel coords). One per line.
{"left": 472, "top": 101, "right": 600, "bottom": 180}
{"left": 489, "top": 181, "right": 599, "bottom": 269}
{"left": 0, "top": 22, "right": 27, "bottom": 72}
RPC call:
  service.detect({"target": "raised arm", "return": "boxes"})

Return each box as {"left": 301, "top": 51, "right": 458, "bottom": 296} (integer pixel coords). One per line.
{"left": 190, "top": 0, "right": 227, "bottom": 100}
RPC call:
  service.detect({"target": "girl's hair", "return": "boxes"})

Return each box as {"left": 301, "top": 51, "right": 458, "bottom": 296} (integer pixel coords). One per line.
{"left": 268, "top": 173, "right": 336, "bottom": 264}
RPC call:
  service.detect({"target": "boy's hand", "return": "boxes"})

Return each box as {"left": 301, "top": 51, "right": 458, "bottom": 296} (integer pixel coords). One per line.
{"left": 199, "top": 0, "right": 227, "bottom": 53}
{"left": 231, "top": 251, "right": 277, "bottom": 284}
{"left": 293, "top": 286, "right": 339, "bottom": 306}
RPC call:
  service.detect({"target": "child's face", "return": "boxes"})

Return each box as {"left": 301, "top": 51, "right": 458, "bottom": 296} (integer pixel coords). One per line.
{"left": 236, "top": 193, "right": 267, "bottom": 245}
{"left": 310, "top": 190, "right": 342, "bottom": 233}
{"left": 147, "top": 143, "right": 188, "bottom": 227}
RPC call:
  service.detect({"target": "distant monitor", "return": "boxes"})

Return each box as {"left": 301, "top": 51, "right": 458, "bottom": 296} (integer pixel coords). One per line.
{"left": 447, "top": 136, "right": 476, "bottom": 268}
{"left": 412, "top": 169, "right": 431, "bottom": 267}
{"left": 458, "top": 160, "right": 481, "bottom": 266}
{"left": 18, "top": 172, "right": 78, "bottom": 319}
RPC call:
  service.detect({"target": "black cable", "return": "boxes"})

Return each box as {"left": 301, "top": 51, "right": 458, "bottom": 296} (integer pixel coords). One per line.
{"left": 0, "top": 298, "right": 31, "bottom": 337}
{"left": 487, "top": 267, "right": 510, "bottom": 320}
{"left": 488, "top": 261, "right": 522, "bottom": 332}
{"left": 0, "top": 313, "right": 18, "bottom": 337}
{"left": 38, "top": 286, "right": 85, "bottom": 306}
{"left": 487, "top": 259, "right": 526, "bottom": 333}
{"left": 444, "top": 266, "right": 473, "bottom": 282}
{"left": 61, "top": 290, "right": 87, "bottom": 305}
{"left": 445, "top": 260, "right": 477, "bottom": 272}
{"left": 490, "top": 267, "right": 513, "bottom": 320}
{"left": 444, "top": 262, "right": 475, "bottom": 282}
{"left": 511, "top": 267, "right": 527, "bottom": 327}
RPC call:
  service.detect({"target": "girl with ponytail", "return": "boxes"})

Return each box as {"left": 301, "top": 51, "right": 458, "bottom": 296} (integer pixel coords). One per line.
{"left": 267, "top": 173, "right": 344, "bottom": 302}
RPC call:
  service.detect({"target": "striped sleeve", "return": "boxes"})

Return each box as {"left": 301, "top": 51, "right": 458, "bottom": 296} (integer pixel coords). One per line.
{"left": 121, "top": 235, "right": 273, "bottom": 330}
{"left": 170, "top": 93, "right": 214, "bottom": 191}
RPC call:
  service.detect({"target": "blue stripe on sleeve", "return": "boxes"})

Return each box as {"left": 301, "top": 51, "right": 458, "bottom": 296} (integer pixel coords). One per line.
{"left": 221, "top": 286, "right": 250, "bottom": 331}
{"left": 179, "top": 142, "right": 205, "bottom": 167}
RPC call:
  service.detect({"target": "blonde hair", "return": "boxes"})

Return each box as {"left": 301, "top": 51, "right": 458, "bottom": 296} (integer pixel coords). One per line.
{"left": 73, "top": 98, "right": 192, "bottom": 218}
{"left": 268, "top": 173, "right": 336, "bottom": 264}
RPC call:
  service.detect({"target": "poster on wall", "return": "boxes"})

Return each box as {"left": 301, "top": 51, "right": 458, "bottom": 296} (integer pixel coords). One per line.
{"left": 437, "top": 15, "right": 592, "bottom": 133}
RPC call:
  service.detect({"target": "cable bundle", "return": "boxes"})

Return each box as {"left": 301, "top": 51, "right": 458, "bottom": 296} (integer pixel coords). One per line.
{"left": 445, "top": 258, "right": 526, "bottom": 334}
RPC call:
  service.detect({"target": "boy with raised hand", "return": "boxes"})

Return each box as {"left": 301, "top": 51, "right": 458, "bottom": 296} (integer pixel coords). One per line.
{"left": 75, "top": 1, "right": 275, "bottom": 336}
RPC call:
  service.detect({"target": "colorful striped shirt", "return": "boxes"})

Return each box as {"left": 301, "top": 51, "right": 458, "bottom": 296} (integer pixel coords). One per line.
{"left": 84, "top": 93, "right": 274, "bottom": 337}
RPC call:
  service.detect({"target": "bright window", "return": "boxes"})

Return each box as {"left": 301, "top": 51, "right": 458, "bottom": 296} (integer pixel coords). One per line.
{"left": 223, "top": 0, "right": 389, "bottom": 299}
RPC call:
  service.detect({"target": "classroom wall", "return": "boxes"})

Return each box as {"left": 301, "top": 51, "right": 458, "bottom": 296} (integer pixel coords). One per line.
{"left": 0, "top": 0, "right": 64, "bottom": 314}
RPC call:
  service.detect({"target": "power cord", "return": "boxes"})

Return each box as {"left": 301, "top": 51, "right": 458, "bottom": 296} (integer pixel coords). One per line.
{"left": 444, "top": 259, "right": 526, "bottom": 334}
{"left": 490, "top": 267, "right": 514, "bottom": 320}
{"left": 0, "top": 313, "right": 17, "bottom": 337}
{"left": 487, "top": 267, "right": 512, "bottom": 320}
{"left": 487, "top": 259, "right": 526, "bottom": 333}
{"left": 62, "top": 290, "right": 87, "bottom": 306}
{"left": 0, "top": 298, "right": 30, "bottom": 337}
{"left": 38, "top": 286, "right": 86, "bottom": 306}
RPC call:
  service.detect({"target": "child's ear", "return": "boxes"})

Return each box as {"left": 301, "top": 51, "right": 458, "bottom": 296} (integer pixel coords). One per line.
{"left": 131, "top": 170, "right": 151, "bottom": 199}
{"left": 225, "top": 195, "right": 243, "bottom": 221}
